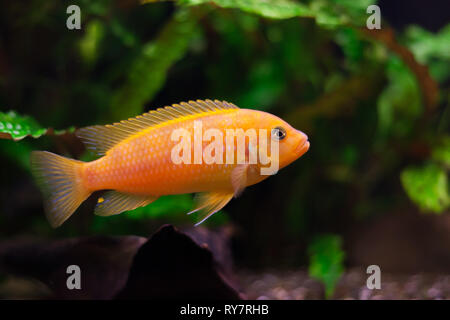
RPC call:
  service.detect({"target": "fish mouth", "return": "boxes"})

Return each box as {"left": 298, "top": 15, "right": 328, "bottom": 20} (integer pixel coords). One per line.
{"left": 295, "top": 139, "right": 310, "bottom": 156}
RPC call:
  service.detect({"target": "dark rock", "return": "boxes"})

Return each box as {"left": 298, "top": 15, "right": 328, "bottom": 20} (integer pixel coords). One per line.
{"left": 116, "top": 225, "right": 243, "bottom": 299}
{"left": 0, "top": 235, "right": 145, "bottom": 299}
{"left": 0, "top": 224, "right": 242, "bottom": 299}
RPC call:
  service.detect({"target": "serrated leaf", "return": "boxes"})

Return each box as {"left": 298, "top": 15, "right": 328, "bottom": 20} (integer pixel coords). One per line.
{"left": 0, "top": 111, "right": 74, "bottom": 141}
{"left": 0, "top": 111, "right": 46, "bottom": 140}
{"left": 308, "top": 234, "right": 345, "bottom": 299}
{"left": 401, "top": 164, "right": 449, "bottom": 213}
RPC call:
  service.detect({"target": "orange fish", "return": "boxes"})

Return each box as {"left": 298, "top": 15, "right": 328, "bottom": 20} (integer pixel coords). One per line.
{"left": 31, "top": 100, "right": 309, "bottom": 227}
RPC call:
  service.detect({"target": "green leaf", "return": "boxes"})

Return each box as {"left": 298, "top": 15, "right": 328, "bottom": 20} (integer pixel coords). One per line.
{"left": 406, "top": 24, "right": 450, "bottom": 62}
{"left": 310, "top": 0, "right": 374, "bottom": 27}
{"left": 110, "top": 8, "right": 199, "bottom": 120}
{"left": 0, "top": 111, "right": 46, "bottom": 140}
{"left": 110, "top": 19, "right": 138, "bottom": 47}
{"left": 308, "top": 234, "right": 345, "bottom": 299}
{"left": 91, "top": 193, "right": 228, "bottom": 233}
{"left": 171, "top": 0, "right": 376, "bottom": 27}
{"left": 90, "top": 194, "right": 193, "bottom": 233}
{"left": 123, "top": 194, "right": 228, "bottom": 225}
{"left": 432, "top": 136, "right": 450, "bottom": 167}
{"left": 334, "top": 27, "right": 365, "bottom": 65}
{"left": 238, "top": 60, "right": 286, "bottom": 109}
{"left": 404, "top": 24, "right": 450, "bottom": 83}
{"left": 176, "top": 0, "right": 313, "bottom": 20}
{"left": 79, "top": 19, "right": 105, "bottom": 66}
{"left": 0, "top": 111, "right": 74, "bottom": 141}
{"left": 124, "top": 194, "right": 193, "bottom": 219}
{"left": 377, "top": 56, "right": 422, "bottom": 139}
{"left": 0, "top": 139, "right": 34, "bottom": 170}
{"left": 401, "top": 164, "right": 449, "bottom": 213}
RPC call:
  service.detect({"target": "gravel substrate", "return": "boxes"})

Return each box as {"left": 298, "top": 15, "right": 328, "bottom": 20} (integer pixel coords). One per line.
{"left": 237, "top": 268, "right": 450, "bottom": 300}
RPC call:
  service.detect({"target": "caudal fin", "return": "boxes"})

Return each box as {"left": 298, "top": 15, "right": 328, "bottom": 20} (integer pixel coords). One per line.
{"left": 30, "top": 151, "right": 91, "bottom": 227}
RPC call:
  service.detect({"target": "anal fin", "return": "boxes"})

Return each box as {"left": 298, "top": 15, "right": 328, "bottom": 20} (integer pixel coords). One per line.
{"left": 95, "top": 191, "right": 158, "bottom": 216}
{"left": 187, "top": 191, "right": 233, "bottom": 226}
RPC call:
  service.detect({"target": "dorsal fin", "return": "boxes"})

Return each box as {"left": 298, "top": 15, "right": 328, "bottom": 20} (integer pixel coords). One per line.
{"left": 76, "top": 99, "right": 238, "bottom": 156}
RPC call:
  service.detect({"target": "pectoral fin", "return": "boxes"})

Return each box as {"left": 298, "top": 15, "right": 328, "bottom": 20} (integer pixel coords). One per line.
{"left": 187, "top": 191, "right": 233, "bottom": 226}
{"left": 231, "top": 164, "right": 249, "bottom": 197}
{"left": 95, "top": 191, "right": 158, "bottom": 216}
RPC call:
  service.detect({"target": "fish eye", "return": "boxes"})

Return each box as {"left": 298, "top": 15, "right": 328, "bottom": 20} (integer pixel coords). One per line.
{"left": 271, "top": 126, "right": 286, "bottom": 141}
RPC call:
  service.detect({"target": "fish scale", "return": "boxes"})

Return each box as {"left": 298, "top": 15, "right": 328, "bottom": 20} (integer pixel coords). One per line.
{"left": 84, "top": 112, "right": 238, "bottom": 194}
